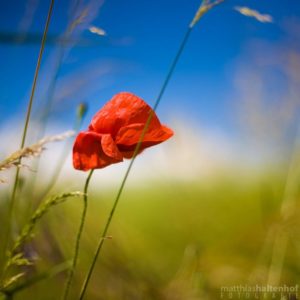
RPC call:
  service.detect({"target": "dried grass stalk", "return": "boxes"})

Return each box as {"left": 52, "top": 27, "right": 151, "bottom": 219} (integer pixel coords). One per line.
{"left": 0, "top": 131, "right": 75, "bottom": 172}
{"left": 190, "top": 0, "right": 225, "bottom": 28}
{"left": 235, "top": 6, "right": 273, "bottom": 23}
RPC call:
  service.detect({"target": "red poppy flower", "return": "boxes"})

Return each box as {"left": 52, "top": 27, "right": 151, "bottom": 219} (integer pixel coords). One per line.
{"left": 73, "top": 92, "right": 173, "bottom": 171}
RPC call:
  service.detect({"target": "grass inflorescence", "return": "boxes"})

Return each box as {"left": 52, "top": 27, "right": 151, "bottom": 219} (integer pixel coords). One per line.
{"left": 1, "top": 191, "right": 83, "bottom": 293}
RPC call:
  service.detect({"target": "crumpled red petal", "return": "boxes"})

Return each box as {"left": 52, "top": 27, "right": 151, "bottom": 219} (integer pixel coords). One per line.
{"left": 101, "top": 134, "right": 123, "bottom": 161}
{"left": 73, "top": 131, "right": 123, "bottom": 171}
{"left": 115, "top": 123, "right": 173, "bottom": 157}
{"left": 89, "top": 92, "right": 162, "bottom": 138}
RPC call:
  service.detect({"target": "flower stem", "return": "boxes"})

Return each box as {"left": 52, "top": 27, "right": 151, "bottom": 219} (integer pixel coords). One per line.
{"left": 78, "top": 1, "right": 226, "bottom": 297}
{"left": 78, "top": 15, "right": 194, "bottom": 300}
{"left": 63, "top": 170, "right": 94, "bottom": 300}
{"left": 2, "top": 0, "right": 54, "bottom": 274}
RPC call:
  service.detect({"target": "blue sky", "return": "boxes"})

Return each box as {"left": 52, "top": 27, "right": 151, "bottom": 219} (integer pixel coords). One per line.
{"left": 0, "top": 0, "right": 299, "bottom": 139}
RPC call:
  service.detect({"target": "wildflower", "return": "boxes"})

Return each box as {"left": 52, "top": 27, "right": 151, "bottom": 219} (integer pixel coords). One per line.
{"left": 73, "top": 92, "right": 173, "bottom": 171}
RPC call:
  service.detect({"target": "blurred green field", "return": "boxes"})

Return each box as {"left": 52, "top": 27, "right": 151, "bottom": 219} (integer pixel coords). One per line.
{"left": 1, "top": 1, "right": 299, "bottom": 299}
{"left": 1, "top": 169, "right": 298, "bottom": 299}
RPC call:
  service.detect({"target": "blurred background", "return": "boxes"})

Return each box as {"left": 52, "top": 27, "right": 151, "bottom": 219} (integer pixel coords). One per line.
{"left": 0, "top": 0, "right": 300, "bottom": 299}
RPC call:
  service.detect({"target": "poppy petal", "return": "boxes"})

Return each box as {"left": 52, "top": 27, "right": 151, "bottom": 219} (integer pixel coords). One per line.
{"left": 115, "top": 123, "right": 173, "bottom": 158}
{"left": 101, "top": 134, "right": 123, "bottom": 160}
{"left": 90, "top": 92, "right": 162, "bottom": 138}
{"left": 73, "top": 131, "right": 123, "bottom": 171}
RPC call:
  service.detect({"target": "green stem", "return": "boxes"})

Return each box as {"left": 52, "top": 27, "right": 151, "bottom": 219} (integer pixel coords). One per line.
{"left": 78, "top": 19, "right": 193, "bottom": 300}
{"left": 26, "top": 0, "right": 82, "bottom": 216}
{"left": 79, "top": 1, "right": 226, "bottom": 297}
{"left": 63, "top": 170, "right": 94, "bottom": 300}
{"left": 35, "top": 0, "right": 82, "bottom": 140}
{"left": 2, "top": 0, "right": 55, "bottom": 274}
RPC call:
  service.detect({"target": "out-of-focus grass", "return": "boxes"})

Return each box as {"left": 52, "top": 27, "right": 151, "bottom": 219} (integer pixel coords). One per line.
{"left": 1, "top": 170, "right": 298, "bottom": 300}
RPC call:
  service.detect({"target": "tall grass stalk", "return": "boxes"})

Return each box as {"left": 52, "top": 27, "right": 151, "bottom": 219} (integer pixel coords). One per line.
{"left": 266, "top": 123, "right": 300, "bottom": 285}
{"left": 62, "top": 170, "right": 93, "bottom": 300}
{"left": 35, "top": 0, "right": 82, "bottom": 140}
{"left": 27, "top": 0, "right": 82, "bottom": 209}
{"left": 78, "top": 1, "right": 225, "bottom": 298}
{"left": 3, "top": 0, "right": 55, "bottom": 269}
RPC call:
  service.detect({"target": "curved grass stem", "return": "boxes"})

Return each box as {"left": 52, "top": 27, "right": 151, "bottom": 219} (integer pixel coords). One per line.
{"left": 79, "top": 16, "right": 193, "bottom": 300}
{"left": 78, "top": 1, "right": 226, "bottom": 298}
{"left": 26, "top": 0, "right": 82, "bottom": 215}
{"left": 62, "top": 170, "right": 94, "bottom": 300}
{"left": 2, "top": 0, "right": 55, "bottom": 275}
